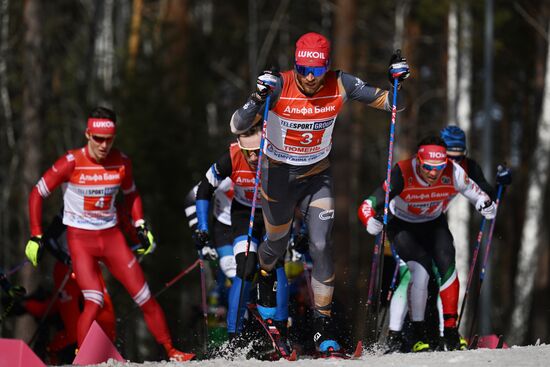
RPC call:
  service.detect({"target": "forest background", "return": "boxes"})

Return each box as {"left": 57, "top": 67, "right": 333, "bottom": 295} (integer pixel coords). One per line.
{"left": 1, "top": 0, "right": 550, "bottom": 362}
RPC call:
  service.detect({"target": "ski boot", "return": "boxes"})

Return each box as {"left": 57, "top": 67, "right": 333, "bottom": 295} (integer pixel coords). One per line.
{"left": 312, "top": 315, "right": 342, "bottom": 356}
{"left": 384, "top": 330, "right": 404, "bottom": 354}
{"left": 164, "top": 344, "right": 195, "bottom": 361}
{"left": 443, "top": 327, "right": 467, "bottom": 351}
{"left": 410, "top": 321, "right": 431, "bottom": 353}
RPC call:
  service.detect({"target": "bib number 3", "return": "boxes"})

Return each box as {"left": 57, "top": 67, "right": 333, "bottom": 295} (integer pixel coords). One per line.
{"left": 284, "top": 129, "right": 323, "bottom": 147}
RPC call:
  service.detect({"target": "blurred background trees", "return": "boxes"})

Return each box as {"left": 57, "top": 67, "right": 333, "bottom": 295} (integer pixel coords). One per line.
{"left": 1, "top": 0, "right": 550, "bottom": 361}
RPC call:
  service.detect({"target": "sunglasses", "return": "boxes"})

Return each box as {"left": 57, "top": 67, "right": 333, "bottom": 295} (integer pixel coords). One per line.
{"left": 422, "top": 163, "right": 447, "bottom": 171}
{"left": 241, "top": 148, "right": 260, "bottom": 158}
{"left": 91, "top": 135, "right": 114, "bottom": 144}
{"left": 295, "top": 64, "right": 328, "bottom": 77}
{"left": 418, "top": 156, "right": 447, "bottom": 172}
{"left": 447, "top": 154, "right": 465, "bottom": 162}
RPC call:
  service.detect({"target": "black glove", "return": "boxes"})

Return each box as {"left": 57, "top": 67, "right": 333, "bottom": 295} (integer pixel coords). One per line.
{"left": 388, "top": 50, "right": 410, "bottom": 85}
{"left": 135, "top": 221, "right": 156, "bottom": 255}
{"left": 251, "top": 69, "right": 280, "bottom": 103}
{"left": 496, "top": 164, "right": 512, "bottom": 186}
{"left": 193, "top": 230, "right": 218, "bottom": 261}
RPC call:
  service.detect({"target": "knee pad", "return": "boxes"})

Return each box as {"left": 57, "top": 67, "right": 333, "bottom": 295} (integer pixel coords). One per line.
{"left": 219, "top": 255, "right": 237, "bottom": 279}
{"left": 82, "top": 289, "right": 104, "bottom": 307}
{"left": 233, "top": 235, "right": 258, "bottom": 255}
{"left": 235, "top": 252, "right": 258, "bottom": 281}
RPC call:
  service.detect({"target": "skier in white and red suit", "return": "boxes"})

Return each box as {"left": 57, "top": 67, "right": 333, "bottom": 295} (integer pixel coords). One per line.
{"left": 358, "top": 136, "right": 497, "bottom": 352}
{"left": 25, "top": 107, "right": 194, "bottom": 362}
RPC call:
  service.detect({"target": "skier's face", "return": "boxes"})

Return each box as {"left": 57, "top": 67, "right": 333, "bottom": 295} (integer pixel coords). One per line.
{"left": 242, "top": 148, "right": 259, "bottom": 169}
{"left": 86, "top": 131, "right": 115, "bottom": 162}
{"left": 417, "top": 160, "right": 446, "bottom": 185}
{"left": 295, "top": 69, "right": 327, "bottom": 96}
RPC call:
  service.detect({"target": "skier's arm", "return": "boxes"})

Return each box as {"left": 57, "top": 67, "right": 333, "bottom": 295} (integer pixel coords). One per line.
{"left": 183, "top": 184, "right": 199, "bottom": 233}
{"left": 339, "top": 71, "right": 404, "bottom": 112}
{"left": 230, "top": 74, "right": 283, "bottom": 134}
{"left": 29, "top": 154, "right": 74, "bottom": 236}
{"left": 196, "top": 151, "right": 233, "bottom": 232}
{"left": 452, "top": 162, "right": 494, "bottom": 218}
{"left": 358, "top": 164, "right": 404, "bottom": 226}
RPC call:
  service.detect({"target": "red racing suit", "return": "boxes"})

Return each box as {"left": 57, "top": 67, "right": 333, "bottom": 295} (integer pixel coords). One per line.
{"left": 28, "top": 146, "right": 172, "bottom": 346}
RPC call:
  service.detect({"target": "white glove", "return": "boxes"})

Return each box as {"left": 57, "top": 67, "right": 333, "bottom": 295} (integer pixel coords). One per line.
{"left": 200, "top": 245, "right": 218, "bottom": 261}
{"left": 367, "top": 217, "right": 384, "bottom": 235}
{"left": 476, "top": 198, "right": 496, "bottom": 220}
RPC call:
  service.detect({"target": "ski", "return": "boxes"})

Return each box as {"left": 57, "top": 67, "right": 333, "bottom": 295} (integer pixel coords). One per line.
{"left": 315, "top": 340, "right": 363, "bottom": 360}
{"left": 496, "top": 335, "right": 504, "bottom": 349}
{"left": 247, "top": 304, "right": 297, "bottom": 361}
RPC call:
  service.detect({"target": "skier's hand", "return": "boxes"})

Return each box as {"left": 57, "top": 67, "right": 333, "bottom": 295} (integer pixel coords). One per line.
{"left": 496, "top": 164, "right": 512, "bottom": 186}
{"left": 25, "top": 235, "right": 44, "bottom": 267}
{"left": 367, "top": 217, "right": 384, "bottom": 236}
{"left": 476, "top": 198, "right": 496, "bottom": 220}
{"left": 388, "top": 50, "right": 410, "bottom": 85}
{"left": 135, "top": 220, "right": 157, "bottom": 255}
{"left": 194, "top": 229, "right": 218, "bottom": 261}
{"left": 252, "top": 69, "right": 280, "bottom": 102}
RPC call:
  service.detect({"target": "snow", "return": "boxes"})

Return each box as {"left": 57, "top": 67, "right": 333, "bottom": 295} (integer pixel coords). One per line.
{"left": 63, "top": 344, "right": 550, "bottom": 367}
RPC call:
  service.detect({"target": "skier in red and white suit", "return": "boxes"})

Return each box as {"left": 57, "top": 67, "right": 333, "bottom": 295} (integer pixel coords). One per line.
{"left": 230, "top": 31, "right": 410, "bottom": 353}
{"left": 358, "top": 136, "right": 496, "bottom": 352}
{"left": 25, "top": 107, "right": 194, "bottom": 362}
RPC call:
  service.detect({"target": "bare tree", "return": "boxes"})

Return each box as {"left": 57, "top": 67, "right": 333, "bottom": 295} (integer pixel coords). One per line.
{"left": 127, "top": 0, "right": 143, "bottom": 75}
{"left": 15, "top": 0, "right": 44, "bottom": 341}
{"left": 509, "top": 21, "right": 550, "bottom": 346}
{"left": 446, "top": 0, "right": 474, "bottom": 334}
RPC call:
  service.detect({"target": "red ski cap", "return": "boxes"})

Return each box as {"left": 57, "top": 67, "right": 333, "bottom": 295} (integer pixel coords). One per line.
{"left": 295, "top": 32, "right": 330, "bottom": 67}
{"left": 417, "top": 145, "right": 447, "bottom": 166}
{"left": 87, "top": 118, "right": 116, "bottom": 135}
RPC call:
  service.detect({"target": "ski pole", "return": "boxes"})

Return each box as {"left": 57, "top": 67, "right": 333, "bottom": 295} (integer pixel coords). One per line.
{"left": 29, "top": 266, "right": 73, "bottom": 347}
{"left": 119, "top": 258, "right": 201, "bottom": 325}
{"left": 197, "top": 251, "right": 209, "bottom": 354}
{"left": 6, "top": 259, "right": 30, "bottom": 277}
{"left": 457, "top": 218, "right": 486, "bottom": 329}
{"left": 377, "top": 245, "right": 402, "bottom": 332}
{"left": 234, "top": 93, "right": 270, "bottom": 334}
{"left": 366, "top": 56, "right": 401, "bottom": 343}
{"left": 467, "top": 184, "right": 504, "bottom": 338}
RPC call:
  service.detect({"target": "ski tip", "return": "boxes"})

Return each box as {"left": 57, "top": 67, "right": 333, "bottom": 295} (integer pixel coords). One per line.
{"left": 288, "top": 349, "right": 297, "bottom": 361}
{"left": 353, "top": 340, "right": 364, "bottom": 358}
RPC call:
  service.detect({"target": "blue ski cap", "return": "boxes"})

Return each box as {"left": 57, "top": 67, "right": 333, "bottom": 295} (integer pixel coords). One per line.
{"left": 440, "top": 125, "right": 466, "bottom": 153}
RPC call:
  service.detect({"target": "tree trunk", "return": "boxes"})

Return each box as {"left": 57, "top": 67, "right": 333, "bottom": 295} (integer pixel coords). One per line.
{"left": 333, "top": 0, "right": 356, "bottom": 339}
{"left": 95, "top": 0, "right": 115, "bottom": 95}
{"left": 509, "top": 21, "right": 550, "bottom": 345}
{"left": 447, "top": 0, "right": 474, "bottom": 335}
{"left": 15, "top": 0, "right": 43, "bottom": 341}
{"left": 127, "top": 0, "right": 143, "bottom": 75}
{"left": 447, "top": 1, "right": 458, "bottom": 126}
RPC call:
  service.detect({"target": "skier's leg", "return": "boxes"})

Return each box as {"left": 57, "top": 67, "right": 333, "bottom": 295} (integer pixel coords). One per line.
{"left": 66, "top": 227, "right": 104, "bottom": 346}
{"left": 257, "top": 161, "right": 296, "bottom": 322}
{"left": 389, "top": 220, "right": 432, "bottom": 352}
{"left": 102, "top": 227, "right": 193, "bottom": 360}
{"left": 227, "top": 235, "right": 258, "bottom": 334}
